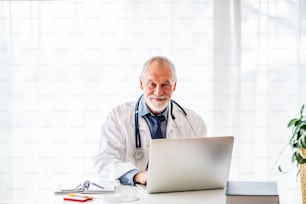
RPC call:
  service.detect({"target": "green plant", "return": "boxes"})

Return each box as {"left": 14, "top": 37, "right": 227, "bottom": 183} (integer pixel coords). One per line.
{"left": 288, "top": 104, "right": 306, "bottom": 166}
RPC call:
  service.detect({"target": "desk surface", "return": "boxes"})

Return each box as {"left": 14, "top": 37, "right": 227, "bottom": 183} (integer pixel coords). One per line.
{"left": 0, "top": 183, "right": 302, "bottom": 204}
{"left": 2, "top": 184, "right": 226, "bottom": 204}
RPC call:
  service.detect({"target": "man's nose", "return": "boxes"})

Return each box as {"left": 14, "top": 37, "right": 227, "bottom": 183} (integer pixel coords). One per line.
{"left": 153, "top": 85, "right": 163, "bottom": 96}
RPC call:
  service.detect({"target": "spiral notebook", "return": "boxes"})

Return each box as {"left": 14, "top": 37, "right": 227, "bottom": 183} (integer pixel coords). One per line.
{"left": 54, "top": 180, "right": 115, "bottom": 194}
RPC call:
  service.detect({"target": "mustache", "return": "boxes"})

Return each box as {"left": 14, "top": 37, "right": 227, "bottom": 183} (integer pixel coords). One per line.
{"left": 148, "top": 95, "right": 169, "bottom": 100}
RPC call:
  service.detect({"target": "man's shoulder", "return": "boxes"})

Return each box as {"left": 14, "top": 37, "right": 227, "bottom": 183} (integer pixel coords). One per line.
{"left": 172, "top": 104, "right": 200, "bottom": 117}
{"left": 183, "top": 107, "right": 200, "bottom": 116}
{"left": 104, "top": 101, "right": 136, "bottom": 123}
{"left": 109, "top": 101, "right": 136, "bottom": 113}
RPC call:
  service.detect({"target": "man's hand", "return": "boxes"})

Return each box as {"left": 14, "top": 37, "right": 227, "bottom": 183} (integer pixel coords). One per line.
{"left": 133, "top": 170, "right": 148, "bottom": 185}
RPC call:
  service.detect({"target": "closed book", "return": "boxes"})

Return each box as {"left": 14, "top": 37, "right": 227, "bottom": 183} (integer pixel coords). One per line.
{"left": 226, "top": 181, "right": 279, "bottom": 204}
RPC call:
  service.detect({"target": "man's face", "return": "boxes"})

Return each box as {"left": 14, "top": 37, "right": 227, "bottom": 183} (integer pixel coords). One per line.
{"left": 139, "top": 61, "right": 176, "bottom": 114}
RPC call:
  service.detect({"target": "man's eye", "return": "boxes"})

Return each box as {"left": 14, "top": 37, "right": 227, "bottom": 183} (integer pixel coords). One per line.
{"left": 162, "top": 84, "right": 170, "bottom": 87}
{"left": 148, "top": 83, "right": 156, "bottom": 89}
{"left": 161, "top": 84, "right": 171, "bottom": 89}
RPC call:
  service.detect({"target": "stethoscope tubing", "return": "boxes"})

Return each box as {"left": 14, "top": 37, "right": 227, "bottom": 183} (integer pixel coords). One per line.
{"left": 134, "top": 95, "right": 187, "bottom": 150}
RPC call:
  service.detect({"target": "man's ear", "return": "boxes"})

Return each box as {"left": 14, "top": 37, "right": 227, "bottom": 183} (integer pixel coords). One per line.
{"left": 139, "top": 80, "right": 144, "bottom": 90}
{"left": 172, "top": 82, "right": 177, "bottom": 92}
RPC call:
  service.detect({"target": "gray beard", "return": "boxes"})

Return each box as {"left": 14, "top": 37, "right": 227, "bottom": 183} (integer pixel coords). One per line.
{"left": 147, "top": 100, "right": 169, "bottom": 114}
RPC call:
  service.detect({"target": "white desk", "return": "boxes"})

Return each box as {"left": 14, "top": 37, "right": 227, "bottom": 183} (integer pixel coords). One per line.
{"left": 6, "top": 185, "right": 225, "bottom": 204}
{"left": 113, "top": 186, "right": 226, "bottom": 204}
{"left": 0, "top": 183, "right": 301, "bottom": 204}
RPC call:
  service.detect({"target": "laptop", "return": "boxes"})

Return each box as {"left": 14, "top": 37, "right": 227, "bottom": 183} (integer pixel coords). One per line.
{"left": 137, "top": 136, "right": 234, "bottom": 194}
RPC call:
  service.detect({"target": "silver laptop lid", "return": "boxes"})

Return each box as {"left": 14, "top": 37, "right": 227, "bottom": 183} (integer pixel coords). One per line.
{"left": 146, "top": 136, "right": 234, "bottom": 193}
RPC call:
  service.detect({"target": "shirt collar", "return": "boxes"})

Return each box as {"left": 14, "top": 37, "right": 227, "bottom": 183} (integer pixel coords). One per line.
{"left": 139, "top": 97, "right": 169, "bottom": 120}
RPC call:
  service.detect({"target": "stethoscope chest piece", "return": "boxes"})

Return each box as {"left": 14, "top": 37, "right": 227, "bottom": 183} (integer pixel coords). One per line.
{"left": 134, "top": 149, "right": 144, "bottom": 160}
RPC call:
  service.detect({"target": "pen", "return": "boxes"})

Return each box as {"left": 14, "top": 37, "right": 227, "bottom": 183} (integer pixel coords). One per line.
{"left": 68, "top": 193, "right": 103, "bottom": 199}
{"left": 91, "top": 182, "right": 104, "bottom": 189}
{"left": 64, "top": 196, "right": 91, "bottom": 202}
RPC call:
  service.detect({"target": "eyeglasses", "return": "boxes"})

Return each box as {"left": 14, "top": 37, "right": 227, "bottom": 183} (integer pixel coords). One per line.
{"left": 145, "top": 80, "right": 174, "bottom": 91}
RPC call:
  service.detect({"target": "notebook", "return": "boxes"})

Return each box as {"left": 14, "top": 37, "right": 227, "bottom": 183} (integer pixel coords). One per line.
{"left": 226, "top": 181, "right": 279, "bottom": 204}
{"left": 54, "top": 180, "right": 115, "bottom": 194}
{"left": 137, "top": 136, "right": 234, "bottom": 193}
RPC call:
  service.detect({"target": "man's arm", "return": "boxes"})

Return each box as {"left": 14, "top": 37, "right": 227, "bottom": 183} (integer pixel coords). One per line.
{"left": 119, "top": 169, "right": 148, "bottom": 185}
{"left": 93, "top": 106, "right": 138, "bottom": 181}
{"left": 119, "top": 169, "right": 140, "bottom": 185}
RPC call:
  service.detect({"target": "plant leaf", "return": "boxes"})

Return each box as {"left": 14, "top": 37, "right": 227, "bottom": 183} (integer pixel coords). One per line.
{"left": 295, "top": 152, "right": 306, "bottom": 164}
{"left": 289, "top": 136, "right": 295, "bottom": 146}
{"left": 292, "top": 152, "right": 297, "bottom": 163}
{"left": 278, "top": 165, "right": 283, "bottom": 172}
{"left": 300, "top": 124, "right": 306, "bottom": 131}
{"left": 294, "top": 119, "right": 303, "bottom": 127}
{"left": 298, "top": 137, "right": 306, "bottom": 148}
{"left": 291, "top": 124, "right": 302, "bottom": 141}
{"left": 288, "top": 118, "right": 298, "bottom": 127}
{"left": 296, "top": 152, "right": 303, "bottom": 164}
{"left": 300, "top": 104, "right": 305, "bottom": 116}
{"left": 290, "top": 126, "right": 299, "bottom": 145}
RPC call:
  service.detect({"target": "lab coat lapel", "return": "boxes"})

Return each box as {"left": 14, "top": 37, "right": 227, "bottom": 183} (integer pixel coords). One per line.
{"left": 128, "top": 108, "right": 148, "bottom": 135}
{"left": 166, "top": 105, "right": 184, "bottom": 138}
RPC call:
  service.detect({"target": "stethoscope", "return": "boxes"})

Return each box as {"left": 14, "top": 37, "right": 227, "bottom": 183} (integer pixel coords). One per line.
{"left": 134, "top": 95, "right": 187, "bottom": 160}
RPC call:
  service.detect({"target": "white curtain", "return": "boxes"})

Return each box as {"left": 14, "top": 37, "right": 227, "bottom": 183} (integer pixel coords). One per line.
{"left": 221, "top": 1, "right": 305, "bottom": 202}
{"left": 0, "top": 0, "right": 305, "bottom": 202}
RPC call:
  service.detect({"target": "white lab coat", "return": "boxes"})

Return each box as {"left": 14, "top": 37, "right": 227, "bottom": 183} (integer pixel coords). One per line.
{"left": 93, "top": 100, "right": 207, "bottom": 181}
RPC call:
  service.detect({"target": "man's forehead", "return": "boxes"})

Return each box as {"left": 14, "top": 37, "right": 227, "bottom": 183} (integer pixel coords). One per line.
{"left": 149, "top": 58, "right": 170, "bottom": 66}
{"left": 145, "top": 78, "right": 172, "bottom": 84}
{"left": 146, "top": 64, "right": 172, "bottom": 75}
{"left": 144, "top": 68, "right": 172, "bottom": 80}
